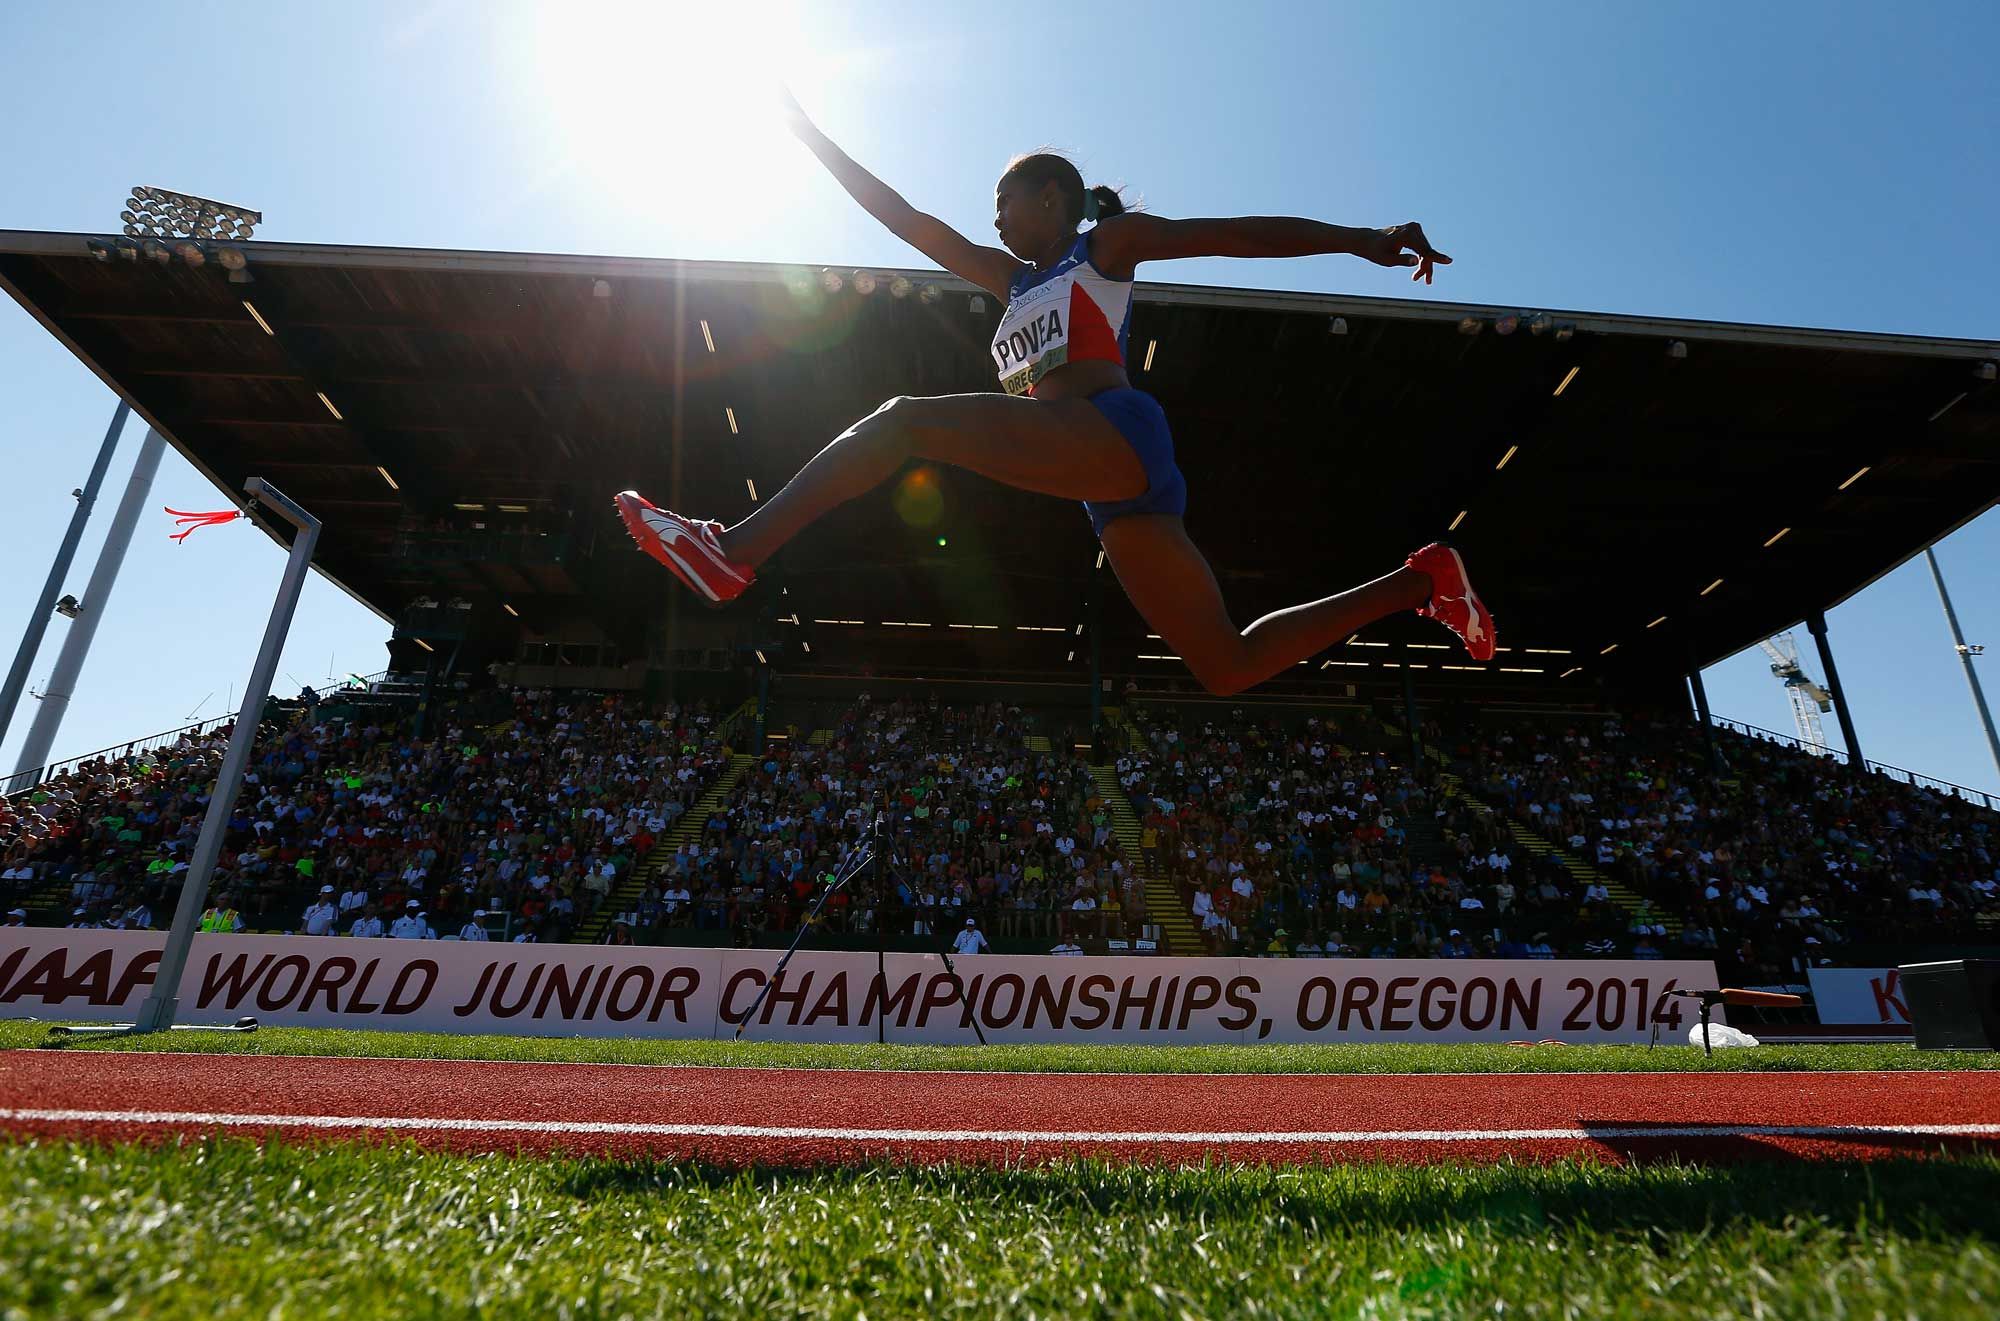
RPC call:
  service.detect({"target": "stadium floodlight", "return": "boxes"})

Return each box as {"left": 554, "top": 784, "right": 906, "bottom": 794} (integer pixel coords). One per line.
{"left": 1667, "top": 340, "right": 1688, "bottom": 359}
{"left": 1456, "top": 316, "right": 1482, "bottom": 336}
{"left": 851, "top": 270, "right": 877, "bottom": 295}
{"left": 1329, "top": 316, "right": 1348, "bottom": 335}
{"left": 85, "top": 238, "right": 114, "bottom": 261}
{"left": 1977, "top": 361, "right": 1997, "bottom": 382}
{"left": 889, "top": 274, "right": 913, "bottom": 299}
{"left": 819, "top": 267, "right": 843, "bottom": 293}
{"left": 918, "top": 282, "right": 941, "bottom": 305}
{"left": 1493, "top": 313, "right": 1519, "bottom": 336}
{"left": 141, "top": 238, "right": 171, "bottom": 264}
{"left": 172, "top": 240, "right": 205, "bottom": 267}
{"left": 120, "top": 185, "right": 262, "bottom": 241}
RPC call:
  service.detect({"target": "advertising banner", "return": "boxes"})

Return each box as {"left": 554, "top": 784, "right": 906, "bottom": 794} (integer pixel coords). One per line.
{"left": 0, "top": 931, "right": 1718, "bottom": 1045}
{"left": 1807, "top": 967, "right": 1912, "bottom": 1026}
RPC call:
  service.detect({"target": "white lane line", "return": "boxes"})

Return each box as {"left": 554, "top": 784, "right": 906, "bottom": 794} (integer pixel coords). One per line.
{"left": 4, "top": 1109, "right": 1998, "bottom": 1144}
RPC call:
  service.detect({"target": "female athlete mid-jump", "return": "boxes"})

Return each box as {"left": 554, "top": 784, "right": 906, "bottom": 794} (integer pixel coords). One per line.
{"left": 616, "top": 96, "right": 1494, "bottom": 695}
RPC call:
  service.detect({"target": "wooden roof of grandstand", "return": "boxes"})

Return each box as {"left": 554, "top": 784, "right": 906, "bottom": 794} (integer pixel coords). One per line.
{"left": 3, "top": 229, "right": 1997, "bottom": 703}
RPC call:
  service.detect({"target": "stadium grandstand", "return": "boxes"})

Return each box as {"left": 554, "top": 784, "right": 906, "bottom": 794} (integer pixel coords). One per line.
{"left": 3, "top": 231, "right": 1998, "bottom": 986}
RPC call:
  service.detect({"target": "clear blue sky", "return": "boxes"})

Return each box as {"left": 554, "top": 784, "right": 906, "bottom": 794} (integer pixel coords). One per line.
{"left": 1, "top": 0, "right": 1996, "bottom": 793}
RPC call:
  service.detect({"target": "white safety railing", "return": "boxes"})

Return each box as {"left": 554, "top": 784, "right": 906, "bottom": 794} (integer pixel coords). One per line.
{"left": 1710, "top": 714, "right": 1996, "bottom": 811}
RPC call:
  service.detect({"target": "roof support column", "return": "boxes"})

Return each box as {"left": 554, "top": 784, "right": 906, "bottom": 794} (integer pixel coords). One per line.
{"left": 0, "top": 399, "right": 128, "bottom": 759}
{"left": 1687, "top": 663, "right": 1719, "bottom": 771}
{"left": 1805, "top": 611, "right": 1863, "bottom": 764}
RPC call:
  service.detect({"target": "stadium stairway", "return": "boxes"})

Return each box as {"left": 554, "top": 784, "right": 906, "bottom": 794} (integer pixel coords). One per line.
{"left": 1088, "top": 764, "right": 1202, "bottom": 956}
{"left": 1437, "top": 770, "right": 1681, "bottom": 937}
{"left": 574, "top": 752, "right": 754, "bottom": 943}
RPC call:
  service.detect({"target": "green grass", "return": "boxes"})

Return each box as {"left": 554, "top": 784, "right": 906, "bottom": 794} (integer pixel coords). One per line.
{"left": 0, "top": 1139, "right": 1995, "bottom": 1319}
{"left": 4, "top": 1020, "right": 1990, "bottom": 1074}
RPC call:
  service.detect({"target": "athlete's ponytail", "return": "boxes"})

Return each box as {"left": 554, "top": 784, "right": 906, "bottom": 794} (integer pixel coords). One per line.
{"left": 1003, "top": 150, "right": 1130, "bottom": 229}
{"left": 1085, "top": 185, "right": 1126, "bottom": 224}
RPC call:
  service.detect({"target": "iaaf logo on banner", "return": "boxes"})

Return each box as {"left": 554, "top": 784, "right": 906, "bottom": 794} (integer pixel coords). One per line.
{"left": 0, "top": 931, "right": 1720, "bottom": 1045}
{"left": 1807, "top": 967, "right": 1912, "bottom": 1025}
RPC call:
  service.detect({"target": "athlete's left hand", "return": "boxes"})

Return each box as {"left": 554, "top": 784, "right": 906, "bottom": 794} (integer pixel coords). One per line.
{"left": 1362, "top": 222, "right": 1452, "bottom": 284}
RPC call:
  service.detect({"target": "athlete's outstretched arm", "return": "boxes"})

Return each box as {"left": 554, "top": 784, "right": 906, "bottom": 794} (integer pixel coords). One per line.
{"left": 782, "top": 89, "right": 1023, "bottom": 299}
{"left": 1091, "top": 213, "right": 1452, "bottom": 284}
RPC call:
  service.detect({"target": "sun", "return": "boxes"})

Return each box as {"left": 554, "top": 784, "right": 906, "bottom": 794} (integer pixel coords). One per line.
{"left": 523, "top": 0, "right": 817, "bottom": 236}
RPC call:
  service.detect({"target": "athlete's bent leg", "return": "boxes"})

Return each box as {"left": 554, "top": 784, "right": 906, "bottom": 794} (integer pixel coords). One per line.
{"left": 716, "top": 393, "right": 1147, "bottom": 569}
{"left": 1099, "top": 514, "right": 1432, "bottom": 698}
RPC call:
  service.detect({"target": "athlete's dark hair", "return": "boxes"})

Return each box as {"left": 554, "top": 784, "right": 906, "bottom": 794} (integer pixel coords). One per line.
{"left": 1003, "top": 150, "right": 1127, "bottom": 229}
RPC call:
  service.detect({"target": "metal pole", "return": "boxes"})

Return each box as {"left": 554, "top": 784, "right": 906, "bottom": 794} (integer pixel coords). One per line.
{"left": 133, "top": 479, "right": 320, "bottom": 1033}
{"left": 0, "top": 400, "right": 129, "bottom": 758}
{"left": 8, "top": 427, "right": 165, "bottom": 790}
{"left": 1805, "top": 611, "right": 1863, "bottom": 764}
{"left": 1401, "top": 669, "right": 1422, "bottom": 765}
{"left": 755, "top": 662, "right": 770, "bottom": 751}
{"left": 1925, "top": 548, "right": 2000, "bottom": 791}
{"left": 1087, "top": 591, "right": 1101, "bottom": 751}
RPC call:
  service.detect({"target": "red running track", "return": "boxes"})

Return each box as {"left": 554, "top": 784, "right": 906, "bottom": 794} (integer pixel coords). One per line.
{"left": 2, "top": 1052, "right": 1997, "bottom": 1166}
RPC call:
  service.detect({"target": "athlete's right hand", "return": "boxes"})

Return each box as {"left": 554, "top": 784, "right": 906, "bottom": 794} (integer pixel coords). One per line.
{"left": 1362, "top": 222, "right": 1452, "bottom": 285}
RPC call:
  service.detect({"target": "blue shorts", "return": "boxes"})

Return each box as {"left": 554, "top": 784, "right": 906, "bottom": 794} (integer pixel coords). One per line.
{"left": 1081, "top": 387, "right": 1186, "bottom": 537}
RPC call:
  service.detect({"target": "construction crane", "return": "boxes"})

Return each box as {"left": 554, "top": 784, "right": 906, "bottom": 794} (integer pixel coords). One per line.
{"left": 1757, "top": 632, "right": 1835, "bottom": 752}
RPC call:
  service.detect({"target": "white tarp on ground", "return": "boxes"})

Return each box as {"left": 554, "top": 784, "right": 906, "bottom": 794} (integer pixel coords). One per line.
{"left": 1807, "top": 967, "right": 1913, "bottom": 1025}
{"left": 0, "top": 931, "right": 1719, "bottom": 1044}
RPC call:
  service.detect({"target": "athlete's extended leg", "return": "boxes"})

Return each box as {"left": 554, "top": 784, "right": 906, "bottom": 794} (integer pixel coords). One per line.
{"left": 1100, "top": 514, "right": 1437, "bottom": 698}
{"left": 715, "top": 393, "right": 1147, "bottom": 569}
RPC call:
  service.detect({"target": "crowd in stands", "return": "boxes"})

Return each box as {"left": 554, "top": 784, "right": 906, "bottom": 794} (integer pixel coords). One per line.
{"left": 625, "top": 694, "right": 1153, "bottom": 949}
{"left": 0, "top": 691, "right": 729, "bottom": 943}
{"left": 1463, "top": 715, "right": 2000, "bottom": 983}
{"left": 6, "top": 682, "right": 1995, "bottom": 983}
{"left": 1116, "top": 706, "right": 1543, "bottom": 961}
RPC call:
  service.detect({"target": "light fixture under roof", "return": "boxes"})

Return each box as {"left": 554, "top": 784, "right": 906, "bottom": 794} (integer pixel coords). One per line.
{"left": 316, "top": 391, "right": 343, "bottom": 421}
{"left": 1553, "top": 366, "right": 1580, "bottom": 396}
{"left": 725, "top": 407, "right": 739, "bottom": 434}
{"left": 503, "top": 603, "right": 520, "bottom": 617}
{"left": 1495, "top": 444, "right": 1518, "bottom": 471}
{"left": 745, "top": 478, "right": 758, "bottom": 500}
{"left": 699, "top": 319, "right": 715, "bottom": 353}
{"left": 1646, "top": 616, "right": 1668, "bottom": 629}
{"left": 1142, "top": 339, "right": 1157, "bottom": 371}
{"left": 1449, "top": 510, "right": 1468, "bottom": 531}
{"left": 1701, "top": 578, "right": 1724, "bottom": 596}
{"left": 1599, "top": 643, "right": 1619, "bottom": 655}
{"left": 242, "top": 301, "right": 274, "bottom": 336}
{"left": 1763, "top": 527, "right": 1791, "bottom": 548}
{"left": 376, "top": 466, "right": 399, "bottom": 490}
{"left": 1837, "top": 466, "right": 1870, "bottom": 491}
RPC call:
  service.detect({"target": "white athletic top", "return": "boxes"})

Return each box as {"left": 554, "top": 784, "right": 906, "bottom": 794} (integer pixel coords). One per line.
{"left": 990, "top": 232, "right": 1135, "bottom": 396}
